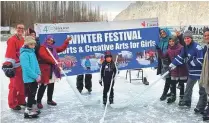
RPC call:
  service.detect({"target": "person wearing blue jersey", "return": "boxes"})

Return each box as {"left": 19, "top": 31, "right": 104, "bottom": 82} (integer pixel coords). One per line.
{"left": 169, "top": 30, "right": 207, "bottom": 114}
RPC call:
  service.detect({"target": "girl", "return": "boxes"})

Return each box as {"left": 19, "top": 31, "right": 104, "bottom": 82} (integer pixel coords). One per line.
{"left": 20, "top": 36, "right": 41, "bottom": 118}
{"left": 99, "top": 51, "right": 117, "bottom": 105}
{"left": 36, "top": 35, "right": 71, "bottom": 109}
{"left": 156, "top": 28, "right": 172, "bottom": 101}
{"left": 200, "top": 29, "right": 209, "bottom": 121}
{"left": 157, "top": 36, "right": 188, "bottom": 104}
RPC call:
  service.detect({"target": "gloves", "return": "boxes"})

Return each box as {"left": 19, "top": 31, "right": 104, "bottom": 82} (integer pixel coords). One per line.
{"left": 36, "top": 75, "right": 41, "bottom": 82}
{"left": 168, "top": 63, "right": 176, "bottom": 72}
{"left": 66, "top": 36, "right": 72, "bottom": 43}
{"left": 2, "top": 62, "right": 15, "bottom": 78}
{"left": 99, "top": 80, "right": 102, "bottom": 86}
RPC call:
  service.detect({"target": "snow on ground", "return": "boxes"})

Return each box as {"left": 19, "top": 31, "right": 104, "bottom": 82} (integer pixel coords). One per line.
{"left": 0, "top": 41, "right": 206, "bottom": 123}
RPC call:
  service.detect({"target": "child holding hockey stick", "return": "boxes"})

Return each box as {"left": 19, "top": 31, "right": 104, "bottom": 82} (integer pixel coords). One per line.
{"left": 99, "top": 51, "right": 117, "bottom": 105}
{"left": 20, "top": 36, "right": 41, "bottom": 118}
{"left": 156, "top": 36, "right": 188, "bottom": 104}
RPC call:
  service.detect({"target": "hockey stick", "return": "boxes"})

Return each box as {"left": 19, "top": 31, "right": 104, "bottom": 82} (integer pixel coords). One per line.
{"left": 100, "top": 55, "right": 118, "bottom": 123}
{"left": 46, "top": 48, "right": 100, "bottom": 106}
{"left": 110, "top": 70, "right": 170, "bottom": 109}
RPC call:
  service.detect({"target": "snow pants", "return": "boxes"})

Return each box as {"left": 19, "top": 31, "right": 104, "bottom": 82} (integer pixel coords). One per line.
{"left": 37, "top": 83, "right": 55, "bottom": 103}
{"left": 170, "top": 80, "right": 186, "bottom": 97}
{"left": 24, "top": 82, "right": 38, "bottom": 108}
{"left": 162, "top": 78, "right": 171, "bottom": 96}
{"left": 103, "top": 79, "right": 114, "bottom": 100}
{"left": 76, "top": 74, "right": 92, "bottom": 91}
{"left": 8, "top": 67, "right": 25, "bottom": 108}
{"left": 183, "top": 77, "right": 207, "bottom": 110}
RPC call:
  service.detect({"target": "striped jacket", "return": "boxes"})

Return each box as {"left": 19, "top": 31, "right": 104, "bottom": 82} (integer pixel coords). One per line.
{"left": 171, "top": 41, "right": 204, "bottom": 80}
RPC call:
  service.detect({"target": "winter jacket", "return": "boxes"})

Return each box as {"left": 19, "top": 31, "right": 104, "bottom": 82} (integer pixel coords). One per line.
{"left": 171, "top": 41, "right": 204, "bottom": 80}
{"left": 100, "top": 61, "right": 117, "bottom": 83}
{"left": 38, "top": 39, "right": 69, "bottom": 84}
{"left": 157, "top": 43, "right": 188, "bottom": 79}
{"left": 5, "top": 35, "right": 24, "bottom": 68}
{"left": 157, "top": 28, "right": 172, "bottom": 76}
{"left": 20, "top": 47, "right": 41, "bottom": 83}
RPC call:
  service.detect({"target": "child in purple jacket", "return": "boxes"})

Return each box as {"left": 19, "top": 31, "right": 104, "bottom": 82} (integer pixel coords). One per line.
{"left": 157, "top": 36, "right": 188, "bottom": 104}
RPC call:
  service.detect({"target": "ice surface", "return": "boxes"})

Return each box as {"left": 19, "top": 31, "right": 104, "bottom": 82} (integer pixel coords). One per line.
{"left": 0, "top": 41, "right": 205, "bottom": 123}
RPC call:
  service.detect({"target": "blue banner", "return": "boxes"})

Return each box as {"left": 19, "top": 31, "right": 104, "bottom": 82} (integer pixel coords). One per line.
{"left": 39, "top": 27, "right": 160, "bottom": 76}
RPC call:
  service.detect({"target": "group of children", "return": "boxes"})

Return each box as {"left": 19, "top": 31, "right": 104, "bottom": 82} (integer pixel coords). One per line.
{"left": 2, "top": 24, "right": 209, "bottom": 121}
{"left": 2, "top": 25, "right": 72, "bottom": 118}
{"left": 156, "top": 28, "right": 209, "bottom": 121}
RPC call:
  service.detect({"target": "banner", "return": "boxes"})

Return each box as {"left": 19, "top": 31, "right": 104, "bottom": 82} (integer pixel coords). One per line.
{"left": 35, "top": 18, "right": 159, "bottom": 76}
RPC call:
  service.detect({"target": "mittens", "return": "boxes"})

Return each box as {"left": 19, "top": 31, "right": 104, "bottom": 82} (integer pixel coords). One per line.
{"left": 2, "top": 62, "right": 15, "bottom": 78}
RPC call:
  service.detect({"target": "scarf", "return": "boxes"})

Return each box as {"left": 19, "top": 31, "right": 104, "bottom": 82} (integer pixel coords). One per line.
{"left": 200, "top": 44, "right": 209, "bottom": 93}
{"left": 43, "top": 42, "right": 61, "bottom": 78}
{"left": 158, "top": 28, "right": 172, "bottom": 53}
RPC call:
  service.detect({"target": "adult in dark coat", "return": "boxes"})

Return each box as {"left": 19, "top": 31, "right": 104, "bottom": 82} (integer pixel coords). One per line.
{"left": 156, "top": 28, "right": 172, "bottom": 101}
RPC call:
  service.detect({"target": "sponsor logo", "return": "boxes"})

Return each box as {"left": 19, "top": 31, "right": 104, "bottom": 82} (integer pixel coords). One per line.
{"left": 141, "top": 21, "right": 158, "bottom": 27}
{"left": 42, "top": 25, "right": 70, "bottom": 33}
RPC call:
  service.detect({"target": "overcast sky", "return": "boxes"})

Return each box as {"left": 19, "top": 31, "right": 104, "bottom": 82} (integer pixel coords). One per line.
{"left": 85, "top": 1, "right": 135, "bottom": 21}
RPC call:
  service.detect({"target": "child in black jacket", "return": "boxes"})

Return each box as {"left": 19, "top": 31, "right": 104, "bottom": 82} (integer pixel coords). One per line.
{"left": 99, "top": 51, "right": 117, "bottom": 105}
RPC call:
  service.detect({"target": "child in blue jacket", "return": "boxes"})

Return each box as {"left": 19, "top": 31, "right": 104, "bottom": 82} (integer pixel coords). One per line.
{"left": 20, "top": 36, "right": 41, "bottom": 118}
{"left": 169, "top": 30, "right": 207, "bottom": 114}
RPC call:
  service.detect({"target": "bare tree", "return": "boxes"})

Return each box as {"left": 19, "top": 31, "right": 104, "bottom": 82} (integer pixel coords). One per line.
{"left": 1, "top": 1, "right": 105, "bottom": 28}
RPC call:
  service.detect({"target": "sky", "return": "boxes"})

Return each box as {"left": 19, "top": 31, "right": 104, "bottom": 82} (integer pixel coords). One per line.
{"left": 85, "top": 1, "right": 136, "bottom": 21}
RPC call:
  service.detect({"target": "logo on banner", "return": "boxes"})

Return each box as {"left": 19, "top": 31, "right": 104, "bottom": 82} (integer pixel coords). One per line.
{"left": 42, "top": 25, "right": 70, "bottom": 33}
{"left": 141, "top": 21, "right": 158, "bottom": 27}
{"left": 141, "top": 21, "right": 146, "bottom": 27}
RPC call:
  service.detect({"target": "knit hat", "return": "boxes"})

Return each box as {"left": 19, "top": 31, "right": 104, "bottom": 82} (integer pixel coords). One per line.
{"left": 28, "top": 28, "right": 36, "bottom": 35}
{"left": 24, "top": 36, "right": 36, "bottom": 45}
{"left": 46, "top": 35, "right": 55, "bottom": 44}
{"left": 169, "top": 36, "right": 179, "bottom": 44}
{"left": 183, "top": 30, "right": 193, "bottom": 39}
{"left": 104, "top": 51, "right": 112, "bottom": 59}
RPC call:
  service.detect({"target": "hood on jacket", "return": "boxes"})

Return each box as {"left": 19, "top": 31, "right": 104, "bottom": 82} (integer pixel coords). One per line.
{"left": 20, "top": 46, "right": 35, "bottom": 54}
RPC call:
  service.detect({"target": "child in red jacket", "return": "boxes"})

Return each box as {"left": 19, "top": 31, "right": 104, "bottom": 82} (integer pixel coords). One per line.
{"left": 157, "top": 36, "right": 188, "bottom": 104}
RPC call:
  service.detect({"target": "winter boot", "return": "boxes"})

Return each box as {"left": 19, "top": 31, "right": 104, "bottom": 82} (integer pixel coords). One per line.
{"left": 12, "top": 105, "right": 21, "bottom": 110}
{"left": 203, "top": 103, "right": 209, "bottom": 121}
{"left": 179, "top": 101, "right": 191, "bottom": 108}
{"left": 37, "top": 103, "right": 43, "bottom": 109}
{"left": 109, "top": 98, "right": 114, "bottom": 104}
{"left": 47, "top": 100, "right": 57, "bottom": 106}
{"left": 194, "top": 108, "right": 204, "bottom": 114}
{"left": 88, "top": 88, "right": 92, "bottom": 93}
{"left": 160, "top": 94, "right": 167, "bottom": 101}
{"left": 103, "top": 97, "right": 107, "bottom": 105}
{"left": 24, "top": 107, "right": 39, "bottom": 118}
{"left": 32, "top": 104, "right": 41, "bottom": 114}
{"left": 143, "top": 77, "right": 149, "bottom": 85}
{"left": 167, "top": 95, "right": 176, "bottom": 104}
{"left": 78, "top": 90, "right": 82, "bottom": 93}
